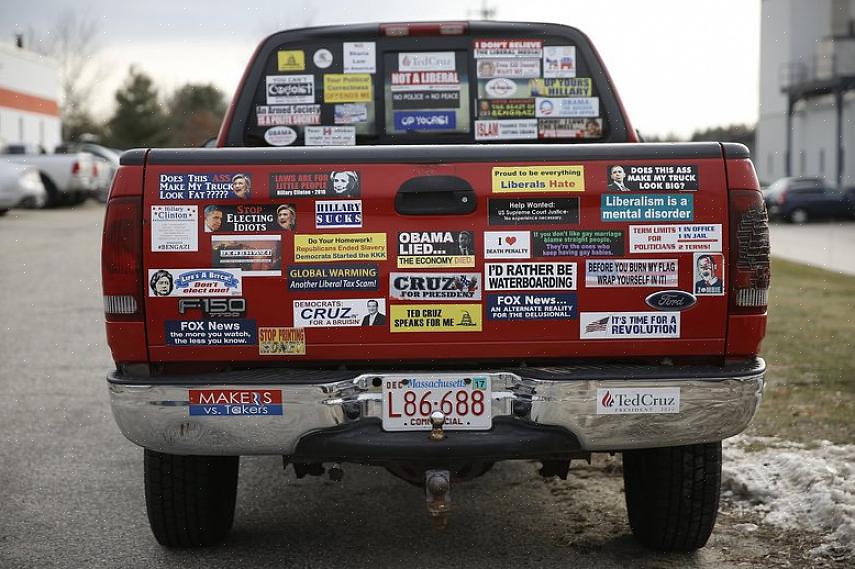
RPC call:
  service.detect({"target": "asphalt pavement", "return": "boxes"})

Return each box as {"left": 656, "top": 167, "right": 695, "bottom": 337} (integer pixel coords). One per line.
{"left": 0, "top": 203, "right": 833, "bottom": 568}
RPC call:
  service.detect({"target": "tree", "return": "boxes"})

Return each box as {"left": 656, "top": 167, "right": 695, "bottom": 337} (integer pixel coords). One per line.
{"left": 165, "top": 84, "right": 227, "bottom": 147}
{"left": 691, "top": 124, "right": 756, "bottom": 156}
{"left": 106, "top": 67, "right": 168, "bottom": 149}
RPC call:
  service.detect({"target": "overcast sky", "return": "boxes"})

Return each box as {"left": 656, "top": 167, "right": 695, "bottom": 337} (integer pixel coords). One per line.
{"left": 1, "top": 0, "right": 761, "bottom": 138}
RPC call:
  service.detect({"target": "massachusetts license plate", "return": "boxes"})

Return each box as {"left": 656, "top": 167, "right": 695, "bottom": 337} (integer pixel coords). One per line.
{"left": 381, "top": 374, "right": 493, "bottom": 431}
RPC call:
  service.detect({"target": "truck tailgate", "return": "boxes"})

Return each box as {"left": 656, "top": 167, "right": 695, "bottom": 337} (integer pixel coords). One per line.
{"left": 142, "top": 143, "right": 729, "bottom": 363}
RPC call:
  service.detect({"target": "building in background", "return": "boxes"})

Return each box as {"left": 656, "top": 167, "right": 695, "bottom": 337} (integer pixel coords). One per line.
{"left": 0, "top": 41, "right": 61, "bottom": 151}
{"left": 757, "top": 0, "right": 855, "bottom": 187}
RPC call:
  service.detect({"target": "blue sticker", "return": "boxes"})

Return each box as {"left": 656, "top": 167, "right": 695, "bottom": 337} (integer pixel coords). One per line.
{"left": 165, "top": 320, "right": 257, "bottom": 346}
{"left": 158, "top": 173, "right": 253, "bottom": 200}
{"left": 394, "top": 111, "right": 456, "bottom": 131}
{"left": 600, "top": 194, "right": 693, "bottom": 223}
{"left": 287, "top": 263, "right": 379, "bottom": 291}
{"left": 486, "top": 293, "right": 577, "bottom": 321}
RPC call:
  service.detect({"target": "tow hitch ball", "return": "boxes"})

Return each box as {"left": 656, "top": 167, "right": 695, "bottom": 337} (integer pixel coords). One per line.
{"left": 425, "top": 469, "right": 451, "bottom": 529}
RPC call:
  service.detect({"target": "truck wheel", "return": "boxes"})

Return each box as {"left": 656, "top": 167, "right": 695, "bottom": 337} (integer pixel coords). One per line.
{"left": 40, "top": 174, "right": 60, "bottom": 208}
{"left": 144, "top": 449, "right": 239, "bottom": 547}
{"left": 622, "top": 442, "right": 721, "bottom": 552}
{"left": 789, "top": 208, "right": 809, "bottom": 224}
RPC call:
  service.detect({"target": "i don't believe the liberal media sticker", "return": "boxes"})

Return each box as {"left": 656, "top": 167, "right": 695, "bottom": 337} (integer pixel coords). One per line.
{"left": 189, "top": 389, "right": 283, "bottom": 416}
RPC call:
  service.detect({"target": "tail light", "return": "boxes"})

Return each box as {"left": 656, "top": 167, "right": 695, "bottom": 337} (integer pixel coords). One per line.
{"left": 102, "top": 196, "right": 143, "bottom": 321}
{"left": 729, "top": 189, "right": 770, "bottom": 314}
{"left": 92, "top": 163, "right": 99, "bottom": 177}
{"left": 71, "top": 161, "right": 80, "bottom": 175}
{"left": 380, "top": 22, "right": 467, "bottom": 36}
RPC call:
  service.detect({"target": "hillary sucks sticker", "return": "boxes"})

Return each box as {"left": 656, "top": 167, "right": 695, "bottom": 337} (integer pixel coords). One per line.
{"left": 148, "top": 269, "right": 242, "bottom": 297}
{"left": 580, "top": 312, "right": 680, "bottom": 339}
{"left": 315, "top": 200, "right": 362, "bottom": 228}
{"left": 189, "top": 389, "right": 282, "bottom": 416}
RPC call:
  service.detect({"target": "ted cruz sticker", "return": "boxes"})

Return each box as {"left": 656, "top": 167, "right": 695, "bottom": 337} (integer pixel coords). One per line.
{"left": 165, "top": 319, "right": 257, "bottom": 346}
{"left": 211, "top": 235, "right": 282, "bottom": 276}
{"left": 398, "top": 51, "right": 456, "bottom": 72}
{"left": 315, "top": 200, "right": 362, "bottom": 229}
{"left": 629, "top": 224, "right": 723, "bottom": 253}
{"left": 390, "top": 304, "right": 482, "bottom": 333}
{"left": 488, "top": 198, "right": 579, "bottom": 226}
{"left": 601, "top": 194, "right": 694, "bottom": 222}
{"left": 204, "top": 204, "right": 296, "bottom": 233}
{"left": 288, "top": 263, "right": 379, "bottom": 291}
{"left": 585, "top": 259, "right": 678, "bottom": 288}
{"left": 533, "top": 230, "right": 624, "bottom": 258}
{"left": 484, "top": 231, "right": 531, "bottom": 259}
{"left": 189, "top": 389, "right": 282, "bottom": 416}
{"left": 151, "top": 205, "right": 198, "bottom": 252}
{"left": 258, "top": 327, "right": 306, "bottom": 355}
{"left": 486, "top": 293, "right": 577, "bottom": 321}
{"left": 492, "top": 165, "right": 584, "bottom": 193}
{"left": 397, "top": 231, "right": 475, "bottom": 268}
{"left": 693, "top": 253, "right": 725, "bottom": 296}
{"left": 294, "top": 298, "right": 386, "bottom": 328}
{"left": 266, "top": 75, "right": 314, "bottom": 104}
{"left": 149, "top": 269, "right": 242, "bottom": 297}
{"left": 270, "top": 170, "right": 360, "bottom": 198}
{"left": 485, "top": 262, "right": 576, "bottom": 291}
{"left": 580, "top": 312, "right": 680, "bottom": 339}
{"left": 390, "top": 272, "right": 481, "bottom": 301}
{"left": 158, "top": 173, "right": 252, "bottom": 200}
{"left": 294, "top": 233, "right": 387, "bottom": 262}
{"left": 596, "top": 388, "right": 680, "bottom": 415}
{"left": 607, "top": 165, "right": 699, "bottom": 192}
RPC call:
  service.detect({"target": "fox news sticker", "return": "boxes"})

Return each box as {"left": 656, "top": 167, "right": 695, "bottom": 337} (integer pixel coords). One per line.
{"left": 486, "top": 293, "right": 577, "bottom": 321}
{"left": 264, "top": 126, "right": 297, "bottom": 146}
{"left": 165, "top": 319, "right": 257, "bottom": 347}
{"left": 693, "top": 253, "right": 725, "bottom": 296}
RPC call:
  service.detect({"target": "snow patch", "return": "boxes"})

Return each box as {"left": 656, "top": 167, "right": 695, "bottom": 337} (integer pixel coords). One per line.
{"left": 722, "top": 435, "right": 855, "bottom": 559}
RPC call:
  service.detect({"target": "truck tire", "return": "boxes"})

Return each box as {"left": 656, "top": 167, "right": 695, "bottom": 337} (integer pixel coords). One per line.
{"left": 622, "top": 442, "right": 721, "bottom": 551}
{"left": 40, "top": 174, "right": 60, "bottom": 208}
{"left": 789, "top": 208, "right": 809, "bottom": 224}
{"left": 144, "top": 449, "right": 239, "bottom": 547}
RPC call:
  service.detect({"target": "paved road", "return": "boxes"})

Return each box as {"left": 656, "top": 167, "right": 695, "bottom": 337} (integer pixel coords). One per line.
{"left": 0, "top": 204, "right": 831, "bottom": 568}
{"left": 769, "top": 220, "right": 855, "bottom": 275}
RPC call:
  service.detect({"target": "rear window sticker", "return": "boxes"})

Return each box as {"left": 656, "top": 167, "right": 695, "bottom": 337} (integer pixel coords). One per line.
{"left": 601, "top": 194, "right": 694, "bottom": 223}
{"left": 488, "top": 198, "right": 579, "bottom": 226}
{"left": 607, "top": 165, "right": 700, "bottom": 192}
{"left": 148, "top": 268, "right": 242, "bottom": 297}
{"left": 393, "top": 110, "right": 456, "bottom": 131}
{"left": 158, "top": 173, "right": 251, "bottom": 200}
{"left": 476, "top": 58, "right": 540, "bottom": 79}
{"left": 397, "top": 231, "right": 475, "bottom": 268}
{"left": 304, "top": 126, "right": 356, "bottom": 146}
{"left": 211, "top": 235, "right": 282, "bottom": 277}
{"left": 585, "top": 259, "right": 679, "bottom": 288}
{"left": 390, "top": 304, "right": 482, "bottom": 333}
{"left": 203, "top": 204, "right": 296, "bottom": 233}
{"left": 580, "top": 312, "right": 680, "bottom": 340}
{"left": 492, "top": 165, "right": 585, "bottom": 193}
{"left": 256, "top": 105, "right": 321, "bottom": 126}
{"left": 484, "top": 231, "right": 531, "bottom": 259}
{"left": 629, "top": 224, "right": 722, "bottom": 253}
{"left": 478, "top": 98, "right": 535, "bottom": 119}
{"left": 288, "top": 263, "right": 380, "bottom": 291}
{"left": 334, "top": 103, "right": 368, "bottom": 124}
{"left": 475, "top": 119, "right": 538, "bottom": 141}
{"left": 543, "top": 46, "right": 576, "bottom": 78}
{"left": 151, "top": 205, "right": 198, "bottom": 253}
{"left": 529, "top": 78, "right": 591, "bottom": 97}
{"left": 266, "top": 75, "right": 314, "bottom": 104}
{"left": 269, "top": 170, "right": 360, "bottom": 198}
{"left": 538, "top": 118, "right": 602, "bottom": 139}
{"left": 294, "top": 298, "right": 386, "bottom": 327}
{"left": 189, "top": 389, "right": 282, "bottom": 416}
{"left": 264, "top": 126, "right": 297, "bottom": 146}
{"left": 484, "top": 77, "right": 519, "bottom": 98}
{"left": 343, "top": 42, "right": 376, "bottom": 73}
{"left": 315, "top": 200, "right": 362, "bottom": 229}
{"left": 398, "top": 52, "right": 456, "bottom": 72}
{"left": 390, "top": 71, "right": 461, "bottom": 91}
{"left": 532, "top": 230, "right": 624, "bottom": 257}
{"left": 693, "top": 253, "right": 725, "bottom": 296}
{"left": 486, "top": 293, "right": 577, "bottom": 321}
{"left": 259, "top": 327, "right": 306, "bottom": 355}
{"left": 313, "top": 48, "right": 333, "bottom": 69}
{"left": 390, "top": 272, "right": 482, "bottom": 301}
{"left": 392, "top": 90, "right": 460, "bottom": 110}
{"left": 535, "top": 97, "right": 599, "bottom": 118}
{"left": 323, "top": 74, "right": 373, "bottom": 103}
{"left": 474, "top": 39, "right": 543, "bottom": 58}
{"left": 277, "top": 50, "right": 305, "bottom": 71}
{"left": 294, "top": 233, "right": 387, "bottom": 262}
{"left": 485, "top": 262, "right": 576, "bottom": 291}
{"left": 166, "top": 320, "right": 257, "bottom": 347}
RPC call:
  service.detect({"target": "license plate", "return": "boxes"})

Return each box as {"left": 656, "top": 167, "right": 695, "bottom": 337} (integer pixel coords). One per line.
{"left": 381, "top": 374, "right": 492, "bottom": 431}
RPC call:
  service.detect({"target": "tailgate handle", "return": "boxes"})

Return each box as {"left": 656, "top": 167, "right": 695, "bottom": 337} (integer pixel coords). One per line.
{"left": 395, "top": 176, "right": 476, "bottom": 215}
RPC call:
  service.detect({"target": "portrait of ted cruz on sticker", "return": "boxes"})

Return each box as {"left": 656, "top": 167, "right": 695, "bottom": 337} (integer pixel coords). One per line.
{"left": 158, "top": 173, "right": 253, "bottom": 200}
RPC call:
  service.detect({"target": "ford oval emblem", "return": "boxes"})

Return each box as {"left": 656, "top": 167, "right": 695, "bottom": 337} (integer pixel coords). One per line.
{"left": 645, "top": 290, "right": 698, "bottom": 311}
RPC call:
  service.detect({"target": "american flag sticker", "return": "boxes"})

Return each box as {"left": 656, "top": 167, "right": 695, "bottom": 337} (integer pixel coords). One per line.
{"left": 580, "top": 312, "right": 680, "bottom": 339}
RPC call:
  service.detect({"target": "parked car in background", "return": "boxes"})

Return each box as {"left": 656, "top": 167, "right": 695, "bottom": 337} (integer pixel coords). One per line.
{"left": 763, "top": 177, "right": 852, "bottom": 223}
{"left": 56, "top": 142, "right": 120, "bottom": 202}
{"left": 0, "top": 160, "right": 47, "bottom": 214}
{"left": 1, "top": 144, "right": 98, "bottom": 207}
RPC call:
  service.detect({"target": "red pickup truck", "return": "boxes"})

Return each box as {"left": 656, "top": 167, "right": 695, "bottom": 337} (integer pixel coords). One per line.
{"left": 101, "top": 21, "right": 769, "bottom": 551}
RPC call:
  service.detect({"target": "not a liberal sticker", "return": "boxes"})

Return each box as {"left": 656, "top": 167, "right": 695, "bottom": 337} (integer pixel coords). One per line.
{"left": 288, "top": 263, "right": 380, "bottom": 291}
{"left": 596, "top": 388, "right": 680, "bottom": 415}
{"left": 487, "top": 293, "right": 577, "bottom": 321}
{"left": 607, "top": 165, "right": 699, "bottom": 192}
{"left": 315, "top": 200, "right": 362, "bottom": 228}
{"left": 158, "top": 173, "right": 252, "bottom": 200}
{"left": 189, "top": 389, "right": 282, "bottom": 416}
{"left": 165, "top": 320, "right": 257, "bottom": 346}
{"left": 601, "top": 194, "right": 694, "bottom": 223}
{"left": 149, "top": 268, "right": 242, "bottom": 297}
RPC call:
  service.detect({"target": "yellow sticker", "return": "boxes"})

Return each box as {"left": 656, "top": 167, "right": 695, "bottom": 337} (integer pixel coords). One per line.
{"left": 277, "top": 50, "right": 305, "bottom": 71}
{"left": 324, "top": 74, "right": 373, "bottom": 103}
{"left": 397, "top": 255, "right": 475, "bottom": 269}
{"left": 258, "top": 327, "right": 306, "bottom": 355}
{"left": 294, "top": 233, "right": 387, "bottom": 262}
{"left": 492, "top": 165, "right": 585, "bottom": 193}
{"left": 390, "top": 304, "right": 482, "bottom": 333}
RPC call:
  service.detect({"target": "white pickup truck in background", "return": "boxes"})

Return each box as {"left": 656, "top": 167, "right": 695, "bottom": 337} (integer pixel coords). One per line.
{"left": 1, "top": 144, "right": 98, "bottom": 207}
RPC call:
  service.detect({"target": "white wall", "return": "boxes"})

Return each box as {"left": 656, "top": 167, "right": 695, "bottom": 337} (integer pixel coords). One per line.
{"left": 0, "top": 43, "right": 61, "bottom": 149}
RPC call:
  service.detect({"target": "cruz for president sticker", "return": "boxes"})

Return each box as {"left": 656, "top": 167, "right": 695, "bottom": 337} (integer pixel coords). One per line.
{"left": 390, "top": 272, "right": 481, "bottom": 301}
{"left": 492, "top": 165, "right": 584, "bottom": 193}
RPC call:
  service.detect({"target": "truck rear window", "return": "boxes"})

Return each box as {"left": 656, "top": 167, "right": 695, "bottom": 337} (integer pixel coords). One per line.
{"left": 237, "top": 24, "right": 621, "bottom": 147}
